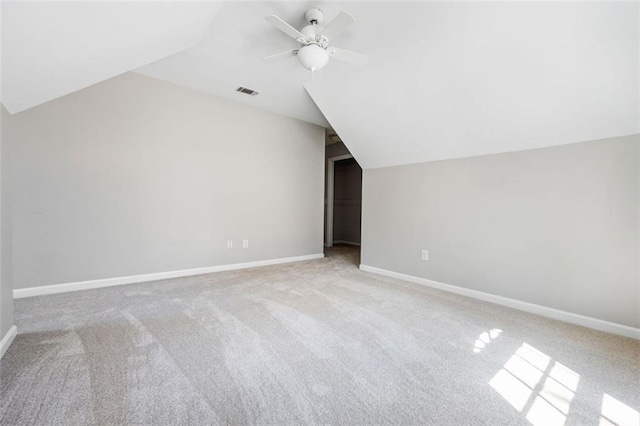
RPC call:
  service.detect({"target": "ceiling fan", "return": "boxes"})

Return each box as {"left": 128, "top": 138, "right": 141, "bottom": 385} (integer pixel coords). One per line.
{"left": 265, "top": 7, "right": 367, "bottom": 72}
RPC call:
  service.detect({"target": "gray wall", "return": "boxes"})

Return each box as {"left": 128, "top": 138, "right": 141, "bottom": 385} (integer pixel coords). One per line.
{"left": 362, "top": 135, "right": 639, "bottom": 328}
{"left": 334, "top": 159, "right": 362, "bottom": 244}
{"left": 0, "top": 104, "right": 13, "bottom": 339}
{"left": 9, "top": 73, "right": 325, "bottom": 289}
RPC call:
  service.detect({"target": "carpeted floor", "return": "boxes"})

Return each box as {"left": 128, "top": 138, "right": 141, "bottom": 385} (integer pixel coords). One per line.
{"left": 1, "top": 246, "right": 638, "bottom": 425}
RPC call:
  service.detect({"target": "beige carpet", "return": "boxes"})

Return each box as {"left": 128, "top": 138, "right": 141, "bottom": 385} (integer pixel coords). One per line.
{"left": 1, "top": 246, "right": 638, "bottom": 425}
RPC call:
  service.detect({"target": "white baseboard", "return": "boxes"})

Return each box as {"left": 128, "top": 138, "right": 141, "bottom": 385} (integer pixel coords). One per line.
{"left": 0, "top": 325, "right": 17, "bottom": 360}
{"left": 14, "top": 254, "right": 325, "bottom": 299}
{"left": 334, "top": 240, "right": 361, "bottom": 246}
{"left": 359, "top": 264, "right": 640, "bottom": 340}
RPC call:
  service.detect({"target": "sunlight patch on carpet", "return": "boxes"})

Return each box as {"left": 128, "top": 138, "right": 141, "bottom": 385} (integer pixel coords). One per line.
{"left": 489, "top": 343, "right": 580, "bottom": 426}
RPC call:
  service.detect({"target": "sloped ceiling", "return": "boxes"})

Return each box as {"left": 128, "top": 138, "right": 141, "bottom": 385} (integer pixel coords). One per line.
{"left": 138, "top": 1, "right": 330, "bottom": 127}
{"left": 0, "top": 1, "right": 222, "bottom": 114}
{"left": 303, "top": 1, "right": 639, "bottom": 168}
{"left": 140, "top": 1, "right": 639, "bottom": 169}
{"left": 2, "top": 1, "right": 638, "bottom": 169}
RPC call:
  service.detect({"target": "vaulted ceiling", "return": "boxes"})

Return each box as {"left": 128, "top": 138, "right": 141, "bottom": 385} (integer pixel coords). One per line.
{"left": 2, "top": 1, "right": 638, "bottom": 169}
{"left": 0, "top": 1, "right": 222, "bottom": 113}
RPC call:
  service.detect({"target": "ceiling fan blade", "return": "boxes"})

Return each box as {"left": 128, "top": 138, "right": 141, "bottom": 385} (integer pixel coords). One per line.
{"left": 264, "top": 50, "right": 298, "bottom": 62}
{"left": 327, "top": 47, "right": 368, "bottom": 66}
{"left": 265, "top": 15, "right": 305, "bottom": 41}
{"left": 320, "top": 11, "right": 355, "bottom": 40}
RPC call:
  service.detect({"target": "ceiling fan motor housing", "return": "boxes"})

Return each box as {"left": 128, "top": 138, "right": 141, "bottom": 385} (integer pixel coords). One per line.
{"left": 301, "top": 24, "right": 325, "bottom": 42}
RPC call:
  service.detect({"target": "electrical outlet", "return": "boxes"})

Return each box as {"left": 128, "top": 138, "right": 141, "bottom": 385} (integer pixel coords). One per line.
{"left": 243, "top": 240, "right": 249, "bottom": 249}
{"left": 421, "top": 249, "right": 429, "bottom": 261}
{"left": 227, "top": 240, "right": 233, "bottom": 249}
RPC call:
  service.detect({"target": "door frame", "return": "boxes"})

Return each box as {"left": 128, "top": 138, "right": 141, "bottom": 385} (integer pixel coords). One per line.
{"left": 326, "top": 154, "right": 353, "bottom": 247}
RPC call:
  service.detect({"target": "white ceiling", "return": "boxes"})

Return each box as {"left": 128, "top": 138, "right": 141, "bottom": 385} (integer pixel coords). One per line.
{"left": 1, "top": 1, "right": 222, "bottom": 113}
{"left": 304, "top": 1, "right": 639, "bottom": 168}
{"left": 2, "top": 1, "right": 638, "bottom": 169}
{"left": 138, "top": 1, "right": 331, "bottom": 127}
{"left": 139, "top": 1, "right": 639, "bottom": 168}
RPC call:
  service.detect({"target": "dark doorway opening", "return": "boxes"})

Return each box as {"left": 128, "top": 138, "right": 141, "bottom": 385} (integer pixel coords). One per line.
{"left": 325, "top": 153, "right": 362, "bottom": 266}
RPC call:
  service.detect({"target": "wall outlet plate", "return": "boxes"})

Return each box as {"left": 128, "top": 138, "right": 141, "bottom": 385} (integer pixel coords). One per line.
{"left": 227, "top": 240, "right": 233, "bottom": 249}
{"left": 421, "top": 249, "right": 429, "bottom": 261}
{"left": 243, "top": 240, "right": 249, "bottom": 249}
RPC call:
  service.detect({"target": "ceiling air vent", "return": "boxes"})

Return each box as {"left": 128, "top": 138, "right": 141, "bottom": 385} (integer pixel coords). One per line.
{"left": 236, "top": 87, "right": 259, "bottom": 96}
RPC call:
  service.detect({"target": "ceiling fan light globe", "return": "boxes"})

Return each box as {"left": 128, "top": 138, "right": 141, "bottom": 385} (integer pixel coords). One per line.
{"left": 297, "top": 44, "right": 329, "bottom": 71}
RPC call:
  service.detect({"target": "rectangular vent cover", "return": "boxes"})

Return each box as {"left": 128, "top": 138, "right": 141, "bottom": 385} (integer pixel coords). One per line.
{"left": 236, "top": 87, "right": 259, "bottom": 96}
